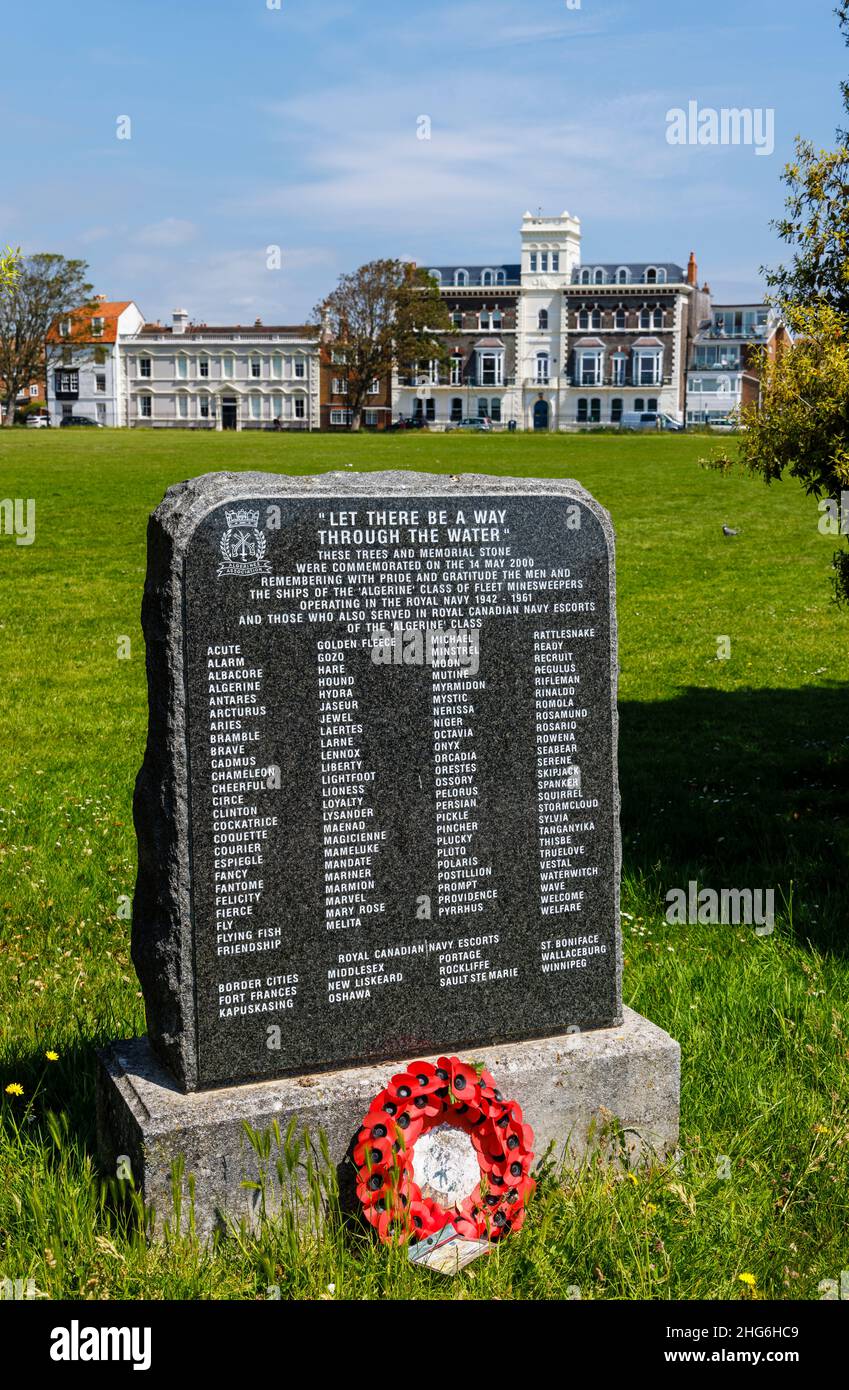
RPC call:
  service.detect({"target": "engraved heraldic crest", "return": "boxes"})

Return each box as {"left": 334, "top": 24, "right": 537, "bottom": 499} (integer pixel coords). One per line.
{"left": 217, "top": 507, "right": 273, "bottom": 579}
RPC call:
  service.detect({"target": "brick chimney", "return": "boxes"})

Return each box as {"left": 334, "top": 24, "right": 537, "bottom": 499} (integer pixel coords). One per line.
{"left": 687, "top": 252, "right": 698, "bottom": 287}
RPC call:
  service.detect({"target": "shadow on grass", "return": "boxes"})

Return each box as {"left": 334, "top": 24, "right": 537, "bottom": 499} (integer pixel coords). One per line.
{"left": 619, "top": 682, "right": 849, "bottom": 956}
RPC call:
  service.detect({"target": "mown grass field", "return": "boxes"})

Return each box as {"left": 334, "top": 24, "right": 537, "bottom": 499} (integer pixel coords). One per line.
{"left": 0, "top": 428, "right": 847, "bottom": 1301}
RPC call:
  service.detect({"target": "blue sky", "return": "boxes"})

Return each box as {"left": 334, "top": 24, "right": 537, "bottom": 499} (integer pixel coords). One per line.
{"left": 5, "top": 0, "right": 846, "bottom": 323}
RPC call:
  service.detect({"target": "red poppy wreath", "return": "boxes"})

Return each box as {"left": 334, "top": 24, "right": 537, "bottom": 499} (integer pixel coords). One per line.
{"left": 354, "top": 1055, "right": 535, "bottom": 1245}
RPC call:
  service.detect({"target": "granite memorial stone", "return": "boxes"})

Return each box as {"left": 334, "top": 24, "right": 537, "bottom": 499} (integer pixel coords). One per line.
{"left": 97, "top": 470, "right": 679, "bottom": 1237}
{"left": 132, "top": 470, "right": 621, "bottom": 1091}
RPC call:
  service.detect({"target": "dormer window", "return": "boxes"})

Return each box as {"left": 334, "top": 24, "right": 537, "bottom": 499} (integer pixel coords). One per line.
{"left": 496, "top": 269, "right": 506, "bottom": 284}
{"left": 91, "top": 316, "right": 104, "bottom": 337}
{"left": 580, "top": 268, "right": 591, "bottom": 285}
{"left": 594, "top": 268, "right": 605, "bottom": 285}
{"left": 617, "top": 268, "right": 630, "bottom": 285}
{"left": 455, "top": 269, "right": 469, "bottom": 286}
{"left": 429, "top": 269, "right": 442, "bottom": 284}
{"left": 58, "top": 318, "right": 71, "bottom": 338}
{"left": 645, "top": 267, "right": 658, "bottom": 284}
{"left": 482, "top": 269, "right": 494, "bottom": 286}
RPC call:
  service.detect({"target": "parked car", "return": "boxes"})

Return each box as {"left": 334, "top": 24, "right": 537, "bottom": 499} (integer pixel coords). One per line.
{"left": 389, "top": 416, "right": 427, "bottom": 430}
{"left": 59, "top": 415, "right": 102, "bottom": 428}
{"left": 26, "top": 413, "right": 51, "bottom": 428}
{"left": 449, "top": 417, "right": 492, "bottom": 432}
{"left": 619, "top": 411, "right": 683, "bottom": 432}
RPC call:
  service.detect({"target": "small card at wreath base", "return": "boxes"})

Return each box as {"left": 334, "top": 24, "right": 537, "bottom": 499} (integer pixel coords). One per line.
{"left": 408, "top": 1222, "right": 491, "bottom": 1274}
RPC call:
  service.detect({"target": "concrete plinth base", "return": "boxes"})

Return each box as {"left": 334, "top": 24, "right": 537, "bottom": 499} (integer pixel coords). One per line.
{"left": 96, "top": 1008, "right": 680, "bottom": 1241}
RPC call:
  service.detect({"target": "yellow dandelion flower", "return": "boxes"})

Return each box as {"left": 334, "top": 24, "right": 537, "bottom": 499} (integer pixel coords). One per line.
{"left": 738, "top": 1272, "right": 757, "bottom": 1286}
{"left": 645, "top": 1203, "right": 658, "bottom": 1215}
{"left": 5, "top": 1082, "right": 24, "bottom": 1096}
{"left": 627, "top": 1172, "right": 639, "bottom": 1186}
{"left": 812, "top": 1124, "right": 829, "bottom": 1134}
{"left": 45, "top": 1051, "right": 59, "bottom": 1062}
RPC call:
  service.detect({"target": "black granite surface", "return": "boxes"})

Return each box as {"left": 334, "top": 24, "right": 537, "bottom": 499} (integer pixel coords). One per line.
{"left": 132, "top": 472, "right": 621, "bottom": 1091}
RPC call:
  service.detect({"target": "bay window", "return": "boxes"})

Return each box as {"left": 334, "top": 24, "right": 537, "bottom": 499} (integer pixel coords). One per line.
{"left": 476, "top": 350, "right": 504, "bottom": 387}
{"left": 579, "top": 350, "right": 603, "bottom": 387}
{"left": 634, "top": 349, "right": 662, "bottom": 387}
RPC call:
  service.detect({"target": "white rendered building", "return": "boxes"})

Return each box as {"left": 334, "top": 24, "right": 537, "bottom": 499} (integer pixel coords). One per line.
{"left": 121, "top": 311, "right": 320, "bottom": 430}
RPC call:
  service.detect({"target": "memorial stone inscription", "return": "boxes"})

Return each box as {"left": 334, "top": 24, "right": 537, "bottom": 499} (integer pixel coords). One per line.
{"left": 132, "top": 472, "right": 621, "bottom": 1091}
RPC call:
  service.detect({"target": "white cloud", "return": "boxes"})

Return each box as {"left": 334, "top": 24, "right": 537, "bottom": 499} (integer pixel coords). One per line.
{"left": 241, "top": 85, "right": 722, "bottom": 252}
{"left": 106, "top": 243, "right": 336, "bottom": 324}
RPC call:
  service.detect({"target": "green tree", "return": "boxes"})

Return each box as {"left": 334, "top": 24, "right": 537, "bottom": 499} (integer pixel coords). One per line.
{"left": 740, "top": 2, "right": 849, "bottom": 599}
{"left": 315, "top": 260, "right": 452, "bottom": 430}
{"left": 0, "top": 253, "right": 95, "bottom": 426}
{"left": 0, "top": 246, "right": 20, "bottom": 289}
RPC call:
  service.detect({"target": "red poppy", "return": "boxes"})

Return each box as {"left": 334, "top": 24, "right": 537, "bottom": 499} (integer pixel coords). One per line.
{"left": 451, "top": 1212, "right": 481, "bottom": 1240}
{"left": 504, "top": 1175, "right": 536, "bottom": 1207}
{"left": 504, "top": 1205, "right": 527, "bottom": 1234}
{"left": 489, "top": 1099, "right": 524, "bottom": 1132}
{"left": 353, "top": 1133, "right": 398, "bottom": 1170}
{"left": 390, "top": 1072, "right": 444, "bottom": 1118}
{"left": 487, "top": 1149, "right": 534, "bottom": 1183}
{"left": 374, "top": 1201, "right": 415, "bottom": 1243}
{"left": 440, "top": 1056, "right": 480, "bottom": 1103}
{"left": 395, "top": 1062, "right": 443, "bottom": 1094}
{"left": 390, "top": 1107, "right": 426, "bottom": 1149}
{"left": 478, "top": 1071, "right": 511, "bottom": 1106}
{"left": 358, "top": 1108, "right": 400, "bottom": 1143}
{"left": 356, "top": 1172, "right": 391, "bottom": 1208}
{"left": 359, "top": 1168, "right": 415, "bottom": 1214}
{"left": 372, "top": 1207, "right": 398, "bottom": 1241}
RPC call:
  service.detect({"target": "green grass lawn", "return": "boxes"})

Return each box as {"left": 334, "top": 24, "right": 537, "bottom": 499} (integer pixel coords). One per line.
{"left": 0, "top": 428, "right": 847, "bottom": 1301}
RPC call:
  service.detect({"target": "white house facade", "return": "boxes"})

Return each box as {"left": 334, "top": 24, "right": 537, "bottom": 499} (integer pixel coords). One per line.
{"left": 121, "top": 311, "right": 321, "bottom": 430}
{"left": 46, "top": 299, "right": 145, "bottom": 427}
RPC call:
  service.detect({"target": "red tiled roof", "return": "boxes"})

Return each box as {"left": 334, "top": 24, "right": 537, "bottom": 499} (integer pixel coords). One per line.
{"left": 47, "top": 300, "right": 133, "bottom": 344}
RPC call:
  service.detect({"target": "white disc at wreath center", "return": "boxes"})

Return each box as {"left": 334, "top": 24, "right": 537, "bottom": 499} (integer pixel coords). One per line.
{"left": 412, "top": 1124, "right": 481, "bottom": 1210}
